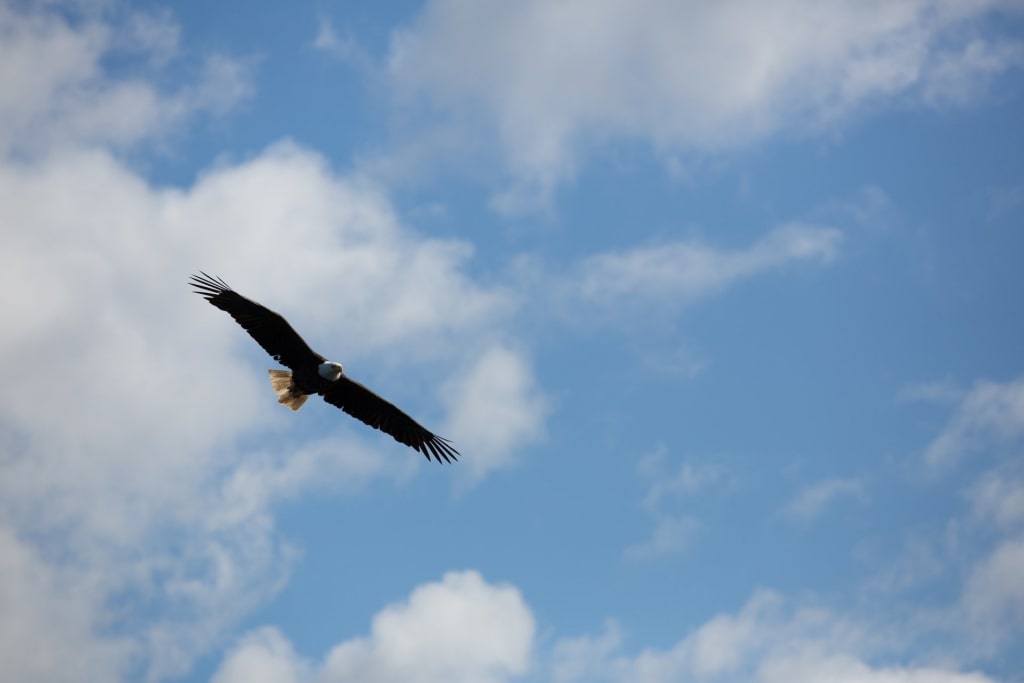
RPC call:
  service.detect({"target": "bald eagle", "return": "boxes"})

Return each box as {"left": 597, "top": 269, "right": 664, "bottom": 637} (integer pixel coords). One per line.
{"left": 190, "top": 272, "right": 458, "bottom": 464}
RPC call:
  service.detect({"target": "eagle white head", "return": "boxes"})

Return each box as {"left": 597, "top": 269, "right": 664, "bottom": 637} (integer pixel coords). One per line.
{"left": 318, "top": 361, "right": 344, "bottom": 381}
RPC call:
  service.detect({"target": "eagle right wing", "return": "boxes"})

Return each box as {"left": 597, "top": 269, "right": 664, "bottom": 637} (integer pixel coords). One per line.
{"left": 190, "top": 272, "right": 324, "bottom": 370}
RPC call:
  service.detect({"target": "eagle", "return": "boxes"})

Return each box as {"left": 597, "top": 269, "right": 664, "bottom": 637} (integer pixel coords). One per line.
{"left": 190, "top": 272, "right": 458, "bottom": 464}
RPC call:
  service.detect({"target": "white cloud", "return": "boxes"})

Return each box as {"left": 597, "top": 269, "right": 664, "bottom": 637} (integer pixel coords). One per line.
{"left": 550, "top": 590, "right": 997, "bottom": 683}
{"left": 782, "top": 477, "right": 867, "bottom": 523}
{"left": 506, "top": 223, "right": 841, "bottom": 332}
{"left": 0, "top": 4, "right": 252, "bottom": 157}
{"left": 212, "top": 571, "right": 534, "bottom": 683}
{"left": 204, "top": 568, "right": 1011, "bottom": 683}
{"left": 571, "top": 223, "right": 841, "bottom": 310}
{"left": 0, "top": 135, "right": 529, "bottom": 677}
{"left": 387, "top": 0, "right": 1024, "bottom": 197}
{"left": 210, "top": 628, "right": 308, "bottom": 683}
{"left": 0, "top": 527, "right": 131, "bottom": 683}
{"left": 923, "top": 377, "right": 1024, "bottom": 469}
{"left": 442, "top": 344, "right": 548, "bottom": 484}
{"left": 0, "top": 7, "right": 537, "bottom": 677}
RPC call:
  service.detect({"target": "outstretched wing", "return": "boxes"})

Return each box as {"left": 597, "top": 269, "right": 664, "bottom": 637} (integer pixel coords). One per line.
{"left": 321, "top": 376, "right": 459, "bottom": 464}
{"left": 190, "top": 272, "right": 324, "bottom": 370}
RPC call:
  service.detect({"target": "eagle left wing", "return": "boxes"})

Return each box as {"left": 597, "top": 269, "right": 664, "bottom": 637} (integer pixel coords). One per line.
{"left": 320, "top": 376, "right": 459, "bottom": 464}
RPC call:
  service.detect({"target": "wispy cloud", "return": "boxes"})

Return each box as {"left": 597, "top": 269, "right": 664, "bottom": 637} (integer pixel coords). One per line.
{"left": 625, "top": 514, "right": 702, "bottom": 561}
{"left": 565, "top": 223, "right": 841, "bottom": 317}
{"left": 899, "top": 378, "right": 966, "bottom": 404}
{"left": 961, "top": 536, "right": 1024, "bottom": 652}
{"left": 641, "top": 460, "right": 721, "bottom": 512}
{"left": 629, "top": 446, "right": 722, "bottom": 560}
{"left": 781, "top": 477, "right": 867, "bottom": 524}
{"left": 923, "top": 377, "right": 1024, "bottom": 469}
{"left": 579, "top": 223, "right": 840, "bottom": 300}
{"left": 969, "top": 470, "right": 1024, "bottom": 529}
{"left": 0, "top": 4, "right": 253, "bottom": 157}
{"left": 312, "top": 17, "right": 372, "bottom": 69}
{"left": 386, "top": 0, "right": 1024, "bottom": 201}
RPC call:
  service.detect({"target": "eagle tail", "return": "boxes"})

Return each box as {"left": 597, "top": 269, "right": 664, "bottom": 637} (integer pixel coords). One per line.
{"left": 268, "top": 369, "right": 309, "bottom": 411}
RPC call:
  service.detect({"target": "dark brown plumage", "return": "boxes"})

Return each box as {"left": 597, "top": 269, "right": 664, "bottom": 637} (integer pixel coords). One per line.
{"left": 190, "top": 272, "right": 458, "bottom": 464}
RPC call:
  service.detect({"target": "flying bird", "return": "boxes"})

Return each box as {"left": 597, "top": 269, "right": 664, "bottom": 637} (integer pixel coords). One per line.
{"left": 190, "top": 272, "right": 458, "bottom": 464}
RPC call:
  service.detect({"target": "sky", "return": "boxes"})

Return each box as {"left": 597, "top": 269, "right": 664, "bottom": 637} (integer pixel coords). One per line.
{"left": 1, "top": 1, "right": 1023, "bottom": 682}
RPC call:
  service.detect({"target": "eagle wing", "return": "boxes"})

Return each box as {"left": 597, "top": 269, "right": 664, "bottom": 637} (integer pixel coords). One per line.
{"left": 190, "top": 272, "right": 324, "bottom": 369}
{"left": 320, "top": 376, "right": 459, "bottom": 464}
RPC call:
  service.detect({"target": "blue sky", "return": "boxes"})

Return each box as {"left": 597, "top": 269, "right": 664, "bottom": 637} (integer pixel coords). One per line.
{"left": 1, "top": 1, "right": 1023, "bottom": 682}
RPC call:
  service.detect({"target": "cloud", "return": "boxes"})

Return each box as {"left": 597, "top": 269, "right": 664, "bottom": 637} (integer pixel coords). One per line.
{"left": 211, "top": 571, "right": 534, "bottom": 683}
{"left": 625, "top": 514, "right": 702, "bottom": 561}
{"left": 211, "top": 575, "right": 1002, "bottom": 683}
{"left": 0, "top": 136, "right": 530, "bottom": 677}
{"left": 639, "top": 455, "right": 722, "bottom": 511}
{"left": 961, "top": 536, "right": 1024, "bottom": 652}
{"left": 312, "top": 17, "right": 372, "bottom": 69}
{"left": 572, "top": 223, "right": 840, "bottom": 309}
{"left": 898, "top": 379, "right": 966, "bottom": 404}
{"left": 543, "top": 223, "right": 840, "bottom": 329}
{"left": 782, "top": 477, "right": 867, "bottom": 523}
{"left": 0, "top": 4, "right": 253, "bottom": 157}
{"left": 0, "top": 6, "right": 539, "bottom": 677}
{"left": 923, "top": 377, "right": 1024, "bottom": 469}
{"left": 442, "top": 345, "right": 548, "bottom": 484}
{"left": 629, "top": 447, "right": 721, "bottom": 560}
{"left": 550, "top": 590, "right": 997, "bottom": 683}
{"left": 0, "top": 527, "right": 131, "bottom": 683}
{"left": 210, "top": 628, "right": 307, "bottom": 683}
{"left": 968, "top": 470, "right": 1024, "bottom": 529}
{"left": 387, "top": 0, "right": 1024, "bottom": 197}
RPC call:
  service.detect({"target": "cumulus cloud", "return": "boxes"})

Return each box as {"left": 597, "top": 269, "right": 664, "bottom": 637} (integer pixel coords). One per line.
{"left": 211, "top": 571, "right": 534, "bottom": 683}
{"left": 210, "top": 575, "right": 1002, "bottom": 683}
{"left": 210, "top": 628, "right": 308, "bottom": 683}
{"left": 923, "top": 377, "right": 1024, "bottom": 469}
{"left": 0, "top": 139, "right": 529, "bottom": 678}
{"left": 0, "top": 5, "right": 542, "bottom": 679}
{"left": 442, "top": 344, "right": 548, "bottom": 483}
{"left": 387, "top": 0, "right": 1024, "bottom": 198}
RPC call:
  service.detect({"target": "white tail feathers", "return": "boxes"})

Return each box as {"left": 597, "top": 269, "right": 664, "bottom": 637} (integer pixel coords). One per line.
{"left": 268, "top": 369, "right": 309, "bottom": 411}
